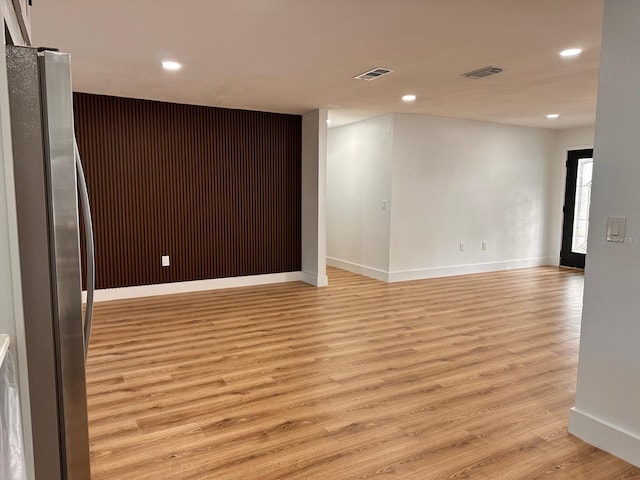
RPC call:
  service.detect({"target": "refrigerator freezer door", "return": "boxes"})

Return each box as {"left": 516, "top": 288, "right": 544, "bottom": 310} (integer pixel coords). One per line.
{"left": 39, "top": 49, "right": 91, "bottom": 480}
{"left": 6, "top": 46, "right": 91, "bottom": 480}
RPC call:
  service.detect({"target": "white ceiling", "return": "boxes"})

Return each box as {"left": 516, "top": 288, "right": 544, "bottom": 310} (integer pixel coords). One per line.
{"left": 32, "top": 0, "right": 604, "bottom": 129}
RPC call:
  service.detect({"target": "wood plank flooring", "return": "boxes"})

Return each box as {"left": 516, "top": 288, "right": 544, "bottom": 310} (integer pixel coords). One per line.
{"left": 85, "top": 267, "right": 640, "bottom": 479}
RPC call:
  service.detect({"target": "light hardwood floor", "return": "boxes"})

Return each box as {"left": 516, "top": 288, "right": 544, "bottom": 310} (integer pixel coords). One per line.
{"left": 85, "top": 267, "right": 639, "bottom": 479}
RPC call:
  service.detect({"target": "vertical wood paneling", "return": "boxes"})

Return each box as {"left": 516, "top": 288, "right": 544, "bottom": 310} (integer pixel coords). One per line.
{"left": 74, "top": 93, "right": 301, "bottom": 289}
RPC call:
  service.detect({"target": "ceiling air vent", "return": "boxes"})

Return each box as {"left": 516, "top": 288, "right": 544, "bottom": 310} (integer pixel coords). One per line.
{"left": 462, "top": 66, "right": 503, "bottom": 79}
{"left": 354, "top": 67, "right": 393, "bottom": 81}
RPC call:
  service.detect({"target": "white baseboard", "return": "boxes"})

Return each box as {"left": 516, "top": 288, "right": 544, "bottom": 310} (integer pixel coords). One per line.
{"left": 327, "top": 256, "right": 553, "bottom": 283}
{"left": 301, "top": 272, "right": 329, "bottom": 287}
{"left": 83, "top": 271, "right": 303, "bottom": 302}
{"left": 546, "top": 255, "right": 560, "bottom": 267}
{"left": 569, "top": 407, "right": 640, "bottom": 467}
{"left": 388, "top": 257, "right": 550, "bottom": 282}
{"left": 326, "top": 257, "right": 389, "bottom": 282}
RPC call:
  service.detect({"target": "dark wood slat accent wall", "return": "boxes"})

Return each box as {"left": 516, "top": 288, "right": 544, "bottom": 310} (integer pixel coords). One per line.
{"left": 73, "top": 93, "right": 301, "bottom": 289}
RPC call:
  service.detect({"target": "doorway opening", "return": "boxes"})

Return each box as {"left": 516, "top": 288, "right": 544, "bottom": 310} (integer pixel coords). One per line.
{"left": 560, "top": 148, "right": 593, "bottom": 269}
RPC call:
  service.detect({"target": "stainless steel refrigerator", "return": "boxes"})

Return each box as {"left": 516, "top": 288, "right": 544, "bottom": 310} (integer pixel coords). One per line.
{"left": 6, "top": 46, "right": 95, "bottom": 480}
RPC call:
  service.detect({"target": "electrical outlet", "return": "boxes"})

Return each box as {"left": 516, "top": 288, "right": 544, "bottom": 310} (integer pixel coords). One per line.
{"left": 162, "top": 255, "right": 170, "bottom": 267}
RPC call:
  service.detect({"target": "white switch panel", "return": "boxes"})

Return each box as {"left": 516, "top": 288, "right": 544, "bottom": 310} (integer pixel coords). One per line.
{"left": 459, "top": 243, "right": 464, "bottom": 252}
{"left": 482, "top": 242, "right": 487, "bottom": 251}
{"left": 162, "top": 255, "right": 170, "bottom": 267}
{"left": 606, "top": 216, "right": 626, "bottom": 243}
{"left": 381, "top": 200, "right": 387, "bottom": 211}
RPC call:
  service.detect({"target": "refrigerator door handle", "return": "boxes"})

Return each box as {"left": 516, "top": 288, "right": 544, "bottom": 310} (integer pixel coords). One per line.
{"left": 74, "top": 139, "right": 95, "bottom": 361}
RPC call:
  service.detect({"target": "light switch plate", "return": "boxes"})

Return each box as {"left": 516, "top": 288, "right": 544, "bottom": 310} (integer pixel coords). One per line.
{"left": 162, "top": 255, "right": 170, "bottom": 267}
{"left": 606, "top": 216, "right": 626, "bottom": 243}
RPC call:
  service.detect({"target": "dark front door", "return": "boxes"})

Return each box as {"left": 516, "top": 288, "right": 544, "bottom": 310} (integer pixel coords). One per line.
{"left": 560, "top": 149, "right": 593, "bottom": 269}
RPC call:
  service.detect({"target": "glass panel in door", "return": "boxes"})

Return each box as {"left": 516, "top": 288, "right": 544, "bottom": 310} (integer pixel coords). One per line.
{"left": 571, "top": 156, "right": 593, "bottom": 254}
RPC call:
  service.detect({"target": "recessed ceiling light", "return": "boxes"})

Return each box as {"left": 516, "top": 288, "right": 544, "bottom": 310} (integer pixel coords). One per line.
{"left": 547, "top": 114, "right": 560, "bottom": 119}
{"left": 402, "top": 94, "right": 417, "bottom": 102}
{"left": 162, "top": 61, "right": 182, "bottom": 71}
{"left": 560, "top": 48, "right": 582, "bottom": 57}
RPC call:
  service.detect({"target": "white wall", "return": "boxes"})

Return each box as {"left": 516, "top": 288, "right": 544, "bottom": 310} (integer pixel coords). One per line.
{"left": 327, "top": 113, "right": 560, "bottom": 282}
{"left": 389, "top": 114, "right": 557, "bottom": 280}
{"left": 327, "top": 115, "right": 393, "bottom": 280}
{"left": 301, "top": 109, "right": 328, "bottom": 287}
{"left": 569, "top": 0, "right": 640, "bottom": 467}
{"left": 547, "top": 126, "right": 595, "bottom": 265}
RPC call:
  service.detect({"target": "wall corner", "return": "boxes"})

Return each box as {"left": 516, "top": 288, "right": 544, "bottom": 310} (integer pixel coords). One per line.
{"left": 301, "top": 109, "right": 328, "bottom": 287}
